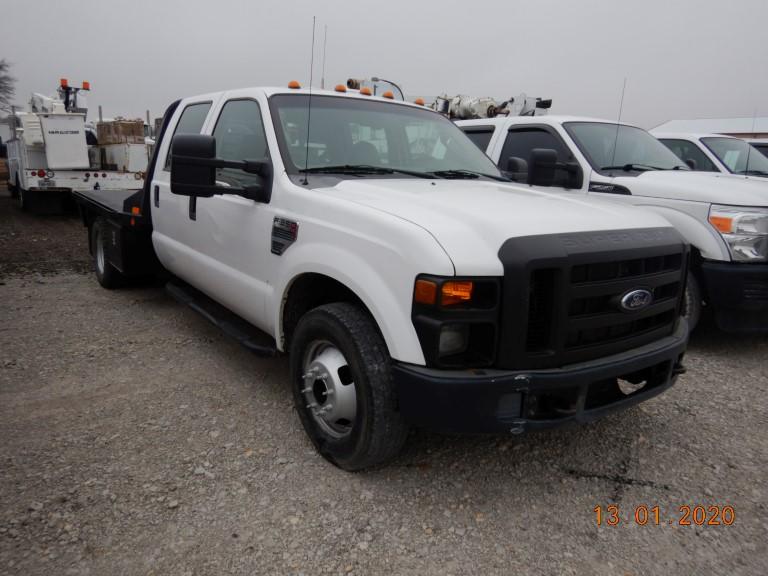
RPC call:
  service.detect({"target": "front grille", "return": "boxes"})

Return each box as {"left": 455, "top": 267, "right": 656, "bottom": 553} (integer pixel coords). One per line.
{"left": 497, "top": 228, "right": 687, "bottom": 370}
{"left": 744, "top": 281, "right": 768, "bottom": 303}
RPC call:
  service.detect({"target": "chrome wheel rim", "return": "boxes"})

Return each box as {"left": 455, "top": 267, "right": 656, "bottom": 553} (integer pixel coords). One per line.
{"left": 301, "top": 340, "right": 357, "bottom": 439}
{"left": 95, "top": 229, "right": 105, "bottom": 274}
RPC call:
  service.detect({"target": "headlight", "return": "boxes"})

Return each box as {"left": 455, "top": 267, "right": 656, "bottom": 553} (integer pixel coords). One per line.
{"left": 709, "top": 204, "right": 768, "bottom": 262}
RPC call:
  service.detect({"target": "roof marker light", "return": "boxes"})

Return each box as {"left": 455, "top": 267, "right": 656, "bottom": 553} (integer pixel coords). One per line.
{"left": 82, "top": 81, "right": 90, "bottom": 90}
{"left": 382, "top": 91, "right": 394, "bottom": 99}
{"left": 360, "top": 87, "right": 372, "bottom": 96}
{"left": 414, "top": 98, "right": 425, "bottom": 106}
{"left": 288, "top": 80, "right": 301, "bottom": 89}
{"left": 334, "top": 84, "right": 347, "bottom": 93}
{"left": 60, "top": 78, "right": 68, "bottom": 87}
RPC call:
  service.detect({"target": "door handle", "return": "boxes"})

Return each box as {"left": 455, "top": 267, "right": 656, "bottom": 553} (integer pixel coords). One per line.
{"left": 154, "top": 185, "right": 159, "bottom": 207}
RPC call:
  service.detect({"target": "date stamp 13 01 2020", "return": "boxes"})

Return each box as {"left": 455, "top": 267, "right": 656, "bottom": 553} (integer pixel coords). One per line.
{"left": 594, "top": 505, "right": 736, "bottom": 527}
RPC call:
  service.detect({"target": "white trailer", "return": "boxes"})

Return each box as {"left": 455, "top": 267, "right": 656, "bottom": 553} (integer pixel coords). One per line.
{"left": 6, "top": 80, "right": 145, "bottom": 213}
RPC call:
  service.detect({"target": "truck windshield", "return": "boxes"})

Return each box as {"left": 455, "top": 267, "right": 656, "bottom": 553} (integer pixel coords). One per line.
{"left": 564, "top": 122, "right": 688, "bottom": 173}
{"left": 269, "top": 94, "right": 503, "bottom": 179}
{"left": 701, "top": 137, "right": 768, "bottom": 175}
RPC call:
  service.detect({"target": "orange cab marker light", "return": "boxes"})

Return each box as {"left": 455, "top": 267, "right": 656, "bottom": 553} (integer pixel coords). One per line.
{"left": 382, "top": 90, "right": 394, "bottom": 99}
{"left": 414, "top": 279, "right": 437, "bottom": 305}
{"left": 441, "top": 281, "right": 474, "bottom": 306}
{"left": 709, "top": 215, "right": 732, "bottom": 233}
{"left": 288, "top": 80, "right": 301, "bottom": 89}
{"left": 82, "top": 81, "right": 90, "bottom": 90}
{"left": 360, "top": 87, "right": 372, "bottom": 96}
{"left": 414, "top": 98, "right": 425, "bottom": 106}
{"left": 60, "top": 78, "right": 68, "bottom": 87}
{"left": 334, "top": 84, "right": 347, "bottom": 93}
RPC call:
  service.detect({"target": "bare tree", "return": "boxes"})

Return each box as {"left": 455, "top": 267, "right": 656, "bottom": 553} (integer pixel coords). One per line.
{"left": 0, "top": 59, "right": 16, "bottom": 112}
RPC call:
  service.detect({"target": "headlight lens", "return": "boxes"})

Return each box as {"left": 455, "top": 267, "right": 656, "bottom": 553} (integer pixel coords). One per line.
{"left": 709, "top": 204, "right": 768, "bottom": 261}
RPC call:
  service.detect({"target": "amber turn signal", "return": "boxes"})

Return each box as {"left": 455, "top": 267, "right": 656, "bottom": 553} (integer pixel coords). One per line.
{"left": 709, "top": 215, "right": 732, "bottom": 233}
{"left": 414, "top": 279, "right": 437, "bottom": 305}
{"left": 441, "top": 281, "right": 474, "bottom": 306}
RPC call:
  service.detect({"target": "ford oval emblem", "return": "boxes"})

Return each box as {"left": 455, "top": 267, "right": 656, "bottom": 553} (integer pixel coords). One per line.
{"left": 620, "top": 289, "right": 653, "bottom": 312}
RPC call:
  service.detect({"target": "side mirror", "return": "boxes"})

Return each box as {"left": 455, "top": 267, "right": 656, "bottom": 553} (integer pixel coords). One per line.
{"left": 505, "top": 157, "right": 528, "bottom": 182}
{"left": 527, "top": 148, "right": 558, "bottom": 187}
{"left": 685, "top": 158, "right": 697, "bottom": 170}
{"left": 171, "top": 134, "right": 272, "bottom": 202}
{"left": 171, "top": 134, "right": 218, "bottom": 197}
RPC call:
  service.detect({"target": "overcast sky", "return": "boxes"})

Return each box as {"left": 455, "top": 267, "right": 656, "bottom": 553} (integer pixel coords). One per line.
{"left": 1, "top": 0, "right": 766, "bottom": 128}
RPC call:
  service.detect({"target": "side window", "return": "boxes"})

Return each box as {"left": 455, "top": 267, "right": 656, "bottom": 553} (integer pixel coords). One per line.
{"left": 212, "top": 99, "right": 269, "bottom": 187}
{"left": 501, "top": 128, "right": 576, "bottom": 186}
{"left": 659, "top": 139, "right": 717, "bottom": 172}
{"left": 460, "top": 127, "right": 494, "bottom": 152}
{"left": 164, "top": 102, "right": 212, "bottom": 170}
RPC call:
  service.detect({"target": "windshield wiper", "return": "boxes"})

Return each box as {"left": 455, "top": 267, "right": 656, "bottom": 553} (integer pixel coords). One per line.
{"left": 600, "top": 163, "right": 665, "bottom": 172}
{"left": 299, "top": 164, "right": 434, "bottom": 179}
{"left": 431, "top": 169, "right": 510, "bottom": 181}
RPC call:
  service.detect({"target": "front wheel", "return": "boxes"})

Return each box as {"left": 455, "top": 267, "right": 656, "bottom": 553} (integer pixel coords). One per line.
{"left": 289, "top": 303, "right": 409, "bottom": 471}
{"left": 682, "top": 271, "right": 702, "bottom": 331}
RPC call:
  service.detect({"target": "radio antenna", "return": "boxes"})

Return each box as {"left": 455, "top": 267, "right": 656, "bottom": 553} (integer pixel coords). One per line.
{"left": 302, "top": 16, "right": 317, "bottom": 186}
{"left": 744, "top": 108, "right": 758, "bottom": 178}
{"left": 320, "top": 25, "right": 328, "bottom": 90}
{"left": 609, "top": 77, "right": 627, "bottom": 170}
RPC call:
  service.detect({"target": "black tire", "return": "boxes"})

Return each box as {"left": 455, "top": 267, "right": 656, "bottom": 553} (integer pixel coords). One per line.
{"left": 91, "top": 219, "right": 124, "bottom": 289}
{"left": 289, "top": 302, "right": 409, "bottom": 471}
{"left": 9, "top": 175, "right": 20, "bottom": 198}
{"left": 682, "top": 271, "right": 701, "bottom": 331}
{"left": 18, "top": 187, "right": 27, "bottom": 210}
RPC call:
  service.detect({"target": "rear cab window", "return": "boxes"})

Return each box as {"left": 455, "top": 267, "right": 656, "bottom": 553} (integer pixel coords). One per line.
{"left": 163, "top": 101, "right": 213, "bottom": 171}
{"left": 460, "top": 126, "right": 495, "bottom": 152}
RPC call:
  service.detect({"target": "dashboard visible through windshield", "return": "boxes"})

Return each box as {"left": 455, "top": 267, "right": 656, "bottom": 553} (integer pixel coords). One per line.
{"left": 565, "top": 122, "right": 688, "bottom": 175}
{"left": 268, "top": 94, "right": 503, "bottom": 180}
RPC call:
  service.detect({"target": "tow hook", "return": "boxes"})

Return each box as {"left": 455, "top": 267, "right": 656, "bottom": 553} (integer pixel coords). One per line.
{"left": 672, "top": 363, "right": 687, "bottom": 376}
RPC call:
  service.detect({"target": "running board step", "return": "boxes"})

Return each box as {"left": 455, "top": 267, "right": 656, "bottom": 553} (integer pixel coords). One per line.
{"left": 166, "top": 281, "right": 278, "bottom": 357}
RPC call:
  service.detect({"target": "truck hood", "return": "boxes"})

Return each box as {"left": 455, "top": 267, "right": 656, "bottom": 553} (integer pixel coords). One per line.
{"left": 612, "top": 171, "right": 768, "bottom": 206}
{"left": 320, "top": 179, "right": 674, "bottom": 275}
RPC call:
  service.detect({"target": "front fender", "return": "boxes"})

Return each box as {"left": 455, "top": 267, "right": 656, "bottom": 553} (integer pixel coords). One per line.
{"left": 623, "top": 201, "right": 729, "bottom": 262}
{"left": 272, "top": 242, "right": 451, "bottom": 365}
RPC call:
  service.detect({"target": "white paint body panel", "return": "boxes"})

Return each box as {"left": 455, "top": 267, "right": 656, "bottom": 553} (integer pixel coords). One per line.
{"left": 150, "top": 90, "right": 677, "bottom": 365}
{"left": 460, "top": 115, "right": 768, "bottom": 262}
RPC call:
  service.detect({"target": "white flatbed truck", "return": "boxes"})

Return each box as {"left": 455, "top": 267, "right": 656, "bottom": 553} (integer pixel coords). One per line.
{"left": 71, "top": 83, "right": 689, "bottom": 469}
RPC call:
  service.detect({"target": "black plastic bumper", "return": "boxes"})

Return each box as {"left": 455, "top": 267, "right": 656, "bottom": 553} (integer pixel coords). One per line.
{"left": 393, "top": 320, "right": 688, "bottom": 434}
{"left": 700, "top": 261, "right": 768, "bottom": 332}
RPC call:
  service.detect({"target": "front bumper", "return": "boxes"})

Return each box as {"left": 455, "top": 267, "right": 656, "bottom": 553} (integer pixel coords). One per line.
{"left": 393, "top": 320, "right": 687, "bottom": 434}
{"left": 700, "top": 261, "right": 768, "bottom": 332}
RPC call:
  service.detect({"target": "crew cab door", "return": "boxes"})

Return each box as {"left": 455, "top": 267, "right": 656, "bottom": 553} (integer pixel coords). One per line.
{"left": 152, "top": 99, "right": 217, "bottom": 267}
{"left": 489, "top": 124, "right": 585, "bottom": 193}
{"left": 184, "top": 97, "right": 274, "bottom": 330}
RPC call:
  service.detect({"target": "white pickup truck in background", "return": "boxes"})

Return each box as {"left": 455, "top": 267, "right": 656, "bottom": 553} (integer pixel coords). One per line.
{"left": 458, "top": 116, "right": 768, "bottom": 332}
{"left": 653, "top": 132, "right": 768, "bottom": 178}
{"left": 72, "top": 86, "right": 689, "bottom": 470}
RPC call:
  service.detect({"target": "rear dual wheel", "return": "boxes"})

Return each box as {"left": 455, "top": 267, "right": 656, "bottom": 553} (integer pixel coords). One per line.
{"left": 290, "top": 303, "right": 409, "bottom": 471}
{"left": 90, "top": 219, "right": 125, "bottom": 289}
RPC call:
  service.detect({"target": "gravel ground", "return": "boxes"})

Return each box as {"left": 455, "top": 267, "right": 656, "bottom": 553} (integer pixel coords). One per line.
{"left": 1, "top": 185, "right": 766, "bottom": 575}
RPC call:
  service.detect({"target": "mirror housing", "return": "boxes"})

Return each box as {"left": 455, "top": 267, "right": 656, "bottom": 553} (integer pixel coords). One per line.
{"left": 171, "top": 134, "right": 218, "bottom": 197}
{"left": 505, "top": 156, "right": 528, "bottom": 182}
{"left": 527, "top": 148, "right": 558, "bottom": 187}
{"left": 170, "top": 133, "right": 272, "bottom": 202}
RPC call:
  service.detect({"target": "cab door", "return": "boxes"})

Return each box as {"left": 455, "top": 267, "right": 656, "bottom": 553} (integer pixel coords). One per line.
{"left": 183, "top": 98, "right": 275, "bottom": 331}
{"left": 494, "top": 125, "right": 584, "bottom": 193}
{"left": 151, "top": 99, "right": 217, "bottom": 275}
